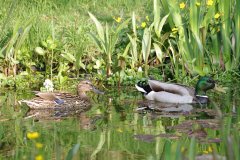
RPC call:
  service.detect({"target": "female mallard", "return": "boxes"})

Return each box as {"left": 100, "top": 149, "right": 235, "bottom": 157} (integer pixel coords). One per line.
{"left": 20, "top": 80, "right": 104, "bottom": 109}
{"left": 135, "top": 77, "right": 215, "bottom": 104}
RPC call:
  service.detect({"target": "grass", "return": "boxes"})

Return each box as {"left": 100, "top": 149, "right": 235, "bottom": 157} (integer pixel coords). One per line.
{"left": 0, "top": 0, "right": 156, "bottom": 87}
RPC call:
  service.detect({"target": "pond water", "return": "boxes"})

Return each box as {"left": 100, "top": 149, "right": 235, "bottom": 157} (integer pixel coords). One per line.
{"left": 0, "top": 82, "right": 239, "bottom": 160}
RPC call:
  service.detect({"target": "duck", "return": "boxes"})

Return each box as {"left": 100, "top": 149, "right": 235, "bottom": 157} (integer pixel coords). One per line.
{"left": 135, "top": 77, "right": 215, "bottom": 104}
{"left": 20, "top": 80, "right": 104, "bottom": 109}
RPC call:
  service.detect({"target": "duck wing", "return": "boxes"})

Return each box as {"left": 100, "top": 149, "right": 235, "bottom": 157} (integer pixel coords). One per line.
{"left": 35, "top": 92, "right": 76, "bottom": 105}
{"left": 35, "top": 91, "right": 77, "bottom": 99}
{"left": 35, "top": 92, "right": 59, "bottom": 101}
{"left": 173, "top": 83, "right": 195, "bottom": 97}
{"left": 148, "top": 80, "right": 193, "bottom": 96}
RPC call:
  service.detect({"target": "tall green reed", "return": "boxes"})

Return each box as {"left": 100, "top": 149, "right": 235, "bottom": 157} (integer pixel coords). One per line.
{"left": 0, "top": 21, "right": 32, "bottom": 76}
{"left": 234, "top": 0, "right": 240, "bottom": 69}
{"left": 142, "top": 27, "right": 152, "bottom": 76}
{"left": 159, "top": 0, "right": 239, "bottom": 75}
{"left": 127, "top": 12, "right": 139, "bottom": 69}
{"left": 88, "top": 12, "right": 130, "bottom": 77}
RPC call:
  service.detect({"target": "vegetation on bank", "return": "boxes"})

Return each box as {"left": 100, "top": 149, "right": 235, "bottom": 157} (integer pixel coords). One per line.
{"left": 0, "top": 0, "right": 239, "bottom": 90}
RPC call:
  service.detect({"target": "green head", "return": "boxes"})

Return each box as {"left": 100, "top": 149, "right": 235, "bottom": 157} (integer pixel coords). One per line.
{"left": 195, "top": 76, "right": 215, "bottom": 95}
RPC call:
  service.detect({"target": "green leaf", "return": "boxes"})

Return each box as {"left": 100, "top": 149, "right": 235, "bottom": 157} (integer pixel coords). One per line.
{"left": 10, "top": 57, "right": 19, "bottom": 64}
{"left": 192, "top": 32, "right": 203, "bottom": 54}
{"left": 46, "top": 38, "right": 54, "bottom": 45}
{"left": 234, "top": 0, "right": 240, "bottom": 65}
{"left": 79, "top": 61, "right": 86, "bottom": 70}
{"left": 34, "top": 47, "right": 45, "bottom": 55}
{"left": 157, "top": 14, "right": 169, "bottom": 37}
{"left": 153, "top": 12, "right": 169, "bottom": 38}
{"left": 0, "top": 73, "right": 6, "bottom": 79}
{"left": 142, "top": 28, "right": 151, "bottom": 63}
{"left": 153, "top": 43, "right": 163, "bottom": 63}
{"left": 153, "top": 0, "right": 160, "bottom": 37}
{"left": 66, "top": 143, "right": 80, "bottom": 160}
{"left": 93, "top": 59, "right": 102, "bottom": 69}
{"left": 88, "top": 12, "right": 104, "bottom": 41}
{"left": 189, "top": 0, "right": 199, "bottom": 34}
{"left": 49, "top": 43, "right": 57, "bottom": 50}
{"left": 61, "top": 52, "right": 76, "bottom": 63}
{"left": 122, "top": 43, "right": 131, "bottom": 58}
{"left": 88, "top": 32, "right": 103, "bottom": 51}
{"left": 0, "top": 50, "right": 4, "bottom": 58}
{"left": 116, "top": 18, "right": 130, "bottom": 34}
{"left": 41, "top": 41, "right": 48, "bottom": 48}
{"left": 15, "top": 24, "right": 32, "bottom": 51}
{"left": 132, "top": 12, "right": 137, "bottom": 37}
{"left": 188, "top": 137, "right": 196, "bottom": 160}
{"left": 127, "top": 34, "right": 138, "bottom": 62}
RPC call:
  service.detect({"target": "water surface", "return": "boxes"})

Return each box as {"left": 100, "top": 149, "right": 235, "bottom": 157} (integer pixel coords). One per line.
{"left": 0, "top": 83, "right": 239, "bottom": 159}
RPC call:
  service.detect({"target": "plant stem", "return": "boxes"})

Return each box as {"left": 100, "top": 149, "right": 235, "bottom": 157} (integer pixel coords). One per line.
{"left": 51, "top": 49, "right": 53, "bottom": 81}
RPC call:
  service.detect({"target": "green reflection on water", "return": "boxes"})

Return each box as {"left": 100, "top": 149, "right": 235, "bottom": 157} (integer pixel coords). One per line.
{"left": 0, "top": 85, "right": 239, "bottom": 160}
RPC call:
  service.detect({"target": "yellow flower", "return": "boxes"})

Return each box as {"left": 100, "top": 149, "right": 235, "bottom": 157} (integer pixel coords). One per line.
{"left": 208, "top": 146, "right": 213, "bottom": 153}
{"left": 207, "top": 0, "right": 213, "bottom": 6}
{"left": 196, "top": 2, "right": 201, "bottom": 6}
{"left": 35, "top": 142, "right": 43, "bottom": 149}
{"left": 203, "top": 150, "right": 209, "bottom": 154}
{"left": 179, "top": 2, "right": 186, "bottom": 9}
{"left": 141, "top": 22, "right": 147, "bottom": 28}
{"left": 214, "top": 13, "right": 220, "bottom": 19}
{"left": 35, "top": 155, "right": 43, "bottom": 160}
{"left": 114, "top": 17, "right": 121, "bottom": 23}
{"left": 172, "top": 27, "right": 178, "bottom": 34}
{"left": 27, "top": 132, "right": 40, "bottom": 140}
{"left": 146, "top": 16, "right": 149, "bottom": 21}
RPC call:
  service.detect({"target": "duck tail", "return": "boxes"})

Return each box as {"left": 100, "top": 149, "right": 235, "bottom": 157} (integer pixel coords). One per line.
{"left": 135, "top": 81, "right": 152, "bottom": 94}
{"left": 135, "top": 84, "right": 147, "bottom": 93}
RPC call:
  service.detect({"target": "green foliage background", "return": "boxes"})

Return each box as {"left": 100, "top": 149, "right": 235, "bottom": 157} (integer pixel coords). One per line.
{"left": 0, "top": 0, "right": 239, "bottom": 89}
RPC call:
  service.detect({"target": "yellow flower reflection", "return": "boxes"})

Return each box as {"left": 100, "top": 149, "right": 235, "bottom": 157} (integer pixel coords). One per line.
{"left": 35, "top": 155, "right": 43, "bottom": 160}
{"left": 179, "top": 2, "right": 186, "bottom": 9}
{"left": 203, "top": 150, "right": 209, "bottom": 154}
{"left": 141, "top": 22, "right": 147, "bottom": 28}
{"left": 208, "top": 146, "right": 213, "bottom": 153}
{"left": 203, "top": 146, "right": 213, "bottom": 154}
{"left": 207, "top": 0, "right": 213, "bottom": 6}
{"left": 27, "top": 132, "right": 40, "bottom": 140}
{"left": 214, "top": 13, "right": 220, "bottom": 19}
{"left": 36, "top": 142, "right": 43, "bottom": 149}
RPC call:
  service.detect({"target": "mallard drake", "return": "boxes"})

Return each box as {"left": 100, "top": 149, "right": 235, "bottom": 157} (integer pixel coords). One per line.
{"left": 135, "top": 77, "right": 215, "bottom": 104}
{"left": 20, "top": 80, "right": 104, "bottom": 109}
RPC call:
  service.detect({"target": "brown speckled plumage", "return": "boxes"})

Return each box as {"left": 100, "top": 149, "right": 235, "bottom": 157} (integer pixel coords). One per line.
{"left": 20, "top": 80, "right": 102, "bottom": 109}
